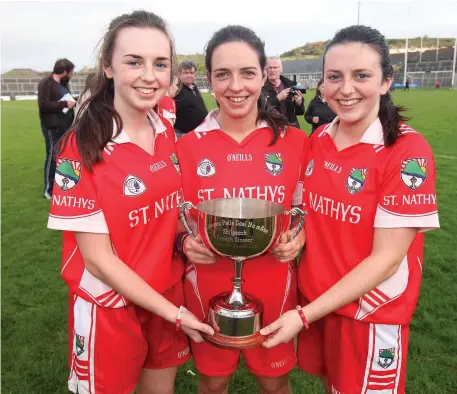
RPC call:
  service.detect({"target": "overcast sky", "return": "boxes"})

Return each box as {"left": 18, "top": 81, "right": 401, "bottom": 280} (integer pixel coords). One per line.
{"left": 1, "top": 0, "right": 456, "bottom": 72}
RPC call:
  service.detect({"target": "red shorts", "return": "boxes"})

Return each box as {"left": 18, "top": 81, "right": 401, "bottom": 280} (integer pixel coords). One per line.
{"left": 298, "top": 309, "right": 409, "bottom": 394}
{"left": 68, "top": 283, "right": 190, "bottom": 394}
{"left": 184, "top": 258, "right": 298, "bottom": 377}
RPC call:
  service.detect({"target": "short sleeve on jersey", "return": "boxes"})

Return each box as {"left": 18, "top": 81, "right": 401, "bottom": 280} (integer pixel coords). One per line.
{"left": 375, "top": 134, "right": 439, "bottom": 232}
{"left": 47, "top": 135, "right": 108, "bottom": 234}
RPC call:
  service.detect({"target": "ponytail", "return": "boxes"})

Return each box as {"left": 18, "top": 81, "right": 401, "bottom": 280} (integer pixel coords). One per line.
{"left": 59, "top": 74, "right": 123, "bottom": 170}
{"left": 379, "top": 93, "right": 408, "bottom": 147}
{"left": 257, "top": 95, "right": 289, "bottom": 145}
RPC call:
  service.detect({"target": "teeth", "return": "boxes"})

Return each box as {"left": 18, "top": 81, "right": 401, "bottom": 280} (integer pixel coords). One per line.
{"left": 228, "top": 97, "right": 247, "bottom": 103}
{"left": 339, "top": 99, "right": 360, "bottom": 106}
{"left": 136, "top": 88, "right": 155, "bottom": 94}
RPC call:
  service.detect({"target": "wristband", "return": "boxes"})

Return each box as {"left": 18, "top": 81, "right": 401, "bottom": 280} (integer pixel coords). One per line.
{"left": 174, "top": 231, "right": 189, "bottom": 256}
{"left": 176, "top": 306, "right": 187, "bottom": 331}
{"left": 296, "top": 305, "right": 309, "bottom": 330}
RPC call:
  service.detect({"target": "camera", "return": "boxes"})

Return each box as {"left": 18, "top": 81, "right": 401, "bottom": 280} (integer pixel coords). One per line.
{"left": 288, "top": 86, "right": 306, "bottom": 97}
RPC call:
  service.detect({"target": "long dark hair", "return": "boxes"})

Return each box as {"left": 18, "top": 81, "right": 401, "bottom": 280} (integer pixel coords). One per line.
{"left": 204, "top": 25, "right": 288, "bottom": 145}
{"left": 315, "top": 78, "right": 324, "bottom": 99}
{"left": 324, "top": 25, "right": 407, "bottom": 147}
{"left": 61, "top": 10, "right": 176, "bottom": 169}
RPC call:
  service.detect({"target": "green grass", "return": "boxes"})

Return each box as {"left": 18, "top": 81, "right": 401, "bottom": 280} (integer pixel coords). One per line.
{"left": 2, "top": 89, "right": 457, "bottom": 393}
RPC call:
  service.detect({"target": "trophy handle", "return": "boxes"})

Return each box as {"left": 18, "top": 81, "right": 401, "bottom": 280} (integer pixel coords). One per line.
{"left": 285, "top": 207, "right": 306, "bottom": 242}
{"left": 179, "top": 201, "right": 197, "bottom": 240}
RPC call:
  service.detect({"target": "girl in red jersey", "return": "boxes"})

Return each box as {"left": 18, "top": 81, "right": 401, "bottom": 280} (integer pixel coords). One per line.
{"left": 158, "top": 76, "right": 179, "bottom": 127}
{"left": 48, "top": 11, "right": 213, "bottom": 394}
{"left": 261, "top": 25, "right": 439, "bottom": 394}
{"left": 175, "top": 26, "right": 309, "bottom": 394}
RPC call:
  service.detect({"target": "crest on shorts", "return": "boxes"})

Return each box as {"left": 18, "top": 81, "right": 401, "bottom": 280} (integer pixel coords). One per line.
{"left": 197, "top": 158, "right": 216, "bottom": 177}
{"left": 346, "top": 168, "right": 367, "bottom": 194}
{"left": 305, "top": 159, "right": 314, "bottom": 177}
{"left": 265, "top": 153, "right": 283, "bottom": 176}
{"left": 401, "top": 158, "right": 427, "bottom": 190}
{"left": 55, "top": 159, "right": 81, "bottom": 191}
{"left": 377, "top": 348, "right": 395, "bottom": 369}
{"left": 75, "top": 334, "right": 85, "bottom": 356}
{"left": 123, "top": 175, "right": 147, "bottom": 197}
{"left": 169, "top": 153, "right": 181, "bottom": 174}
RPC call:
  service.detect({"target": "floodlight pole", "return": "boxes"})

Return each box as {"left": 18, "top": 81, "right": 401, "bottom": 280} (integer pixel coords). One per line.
{"left": 452, "top": 37, "right": 457, "bottom": 88}
{"left": 357, "top": 1, "right": 360, "bottom": 24}
{"left": 403, "top": 38, "right": 409, "bottom": 85}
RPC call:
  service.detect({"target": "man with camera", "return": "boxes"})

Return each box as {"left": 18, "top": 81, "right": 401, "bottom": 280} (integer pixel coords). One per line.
{"left": 262, "top": 56, "right": 305, "bottom": 128}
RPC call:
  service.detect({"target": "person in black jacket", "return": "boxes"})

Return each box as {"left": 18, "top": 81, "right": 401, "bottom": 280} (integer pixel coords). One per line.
{"left": 261, "top": 56, "right": 304, "bottom": 128}
{"left": 304, "top": 78, "right": 336, "bottom": 135}
{"left": 174, "top": 60, "right": 208, "bottom": 136}
{"left": 37, "top": 58, "right": 75, "bottom": 199}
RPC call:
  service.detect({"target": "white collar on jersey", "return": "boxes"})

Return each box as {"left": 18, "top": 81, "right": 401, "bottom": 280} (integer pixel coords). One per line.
{"left": 195, "top": 109, "right": 269, "bottom": 133}
{"left": 320, "top": 116, "right": 385, "bottom": 145}
{"left": 110, "top": 110, "right": 168, "bottom": 144}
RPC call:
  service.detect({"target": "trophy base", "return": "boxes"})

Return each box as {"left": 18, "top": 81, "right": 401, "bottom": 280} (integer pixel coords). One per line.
{"left": 204, "top": 291, "right": 264, "bottom": 350}
{"left": 202, "top": 330, "right": 265, "bottom": 350}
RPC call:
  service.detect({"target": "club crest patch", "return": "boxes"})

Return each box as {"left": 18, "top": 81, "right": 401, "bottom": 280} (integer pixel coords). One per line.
{"left": 346, "top": 168, "right": 367, "bottom": 194}
{"left": 401, "top": 158, "right": 427, "bottom": 190}
{"left": 265, "top": 153, "right": 283, "bottom": 176}
{"left": 169, "top": 153, "right": 181, "bottom": 174}
{"left": 124, "top": 175, "right": 147, "bottom": 196}
{"left": 55, "top": 158, "right": 81, "bottom": 191}
{"left": 305, "top": 159, "right": 314, "bottom": 177}
{"left": 197, "top": 158, "right": 216, "bottom": 177}
{"left": 377, "top": 348, "right": 396, "bottom": 369}
{"left": 75, "top": 334, "right": 85, "bottom": 356}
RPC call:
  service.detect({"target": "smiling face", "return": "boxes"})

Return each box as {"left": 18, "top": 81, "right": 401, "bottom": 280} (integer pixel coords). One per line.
{"left": 323, "top": 42, "right": 391, "bottom": 126}
{"left": 104, "top": 27, "right": 171, "bottom": 115}
{"left": 209, "top": 41, "right": 265, "bottom": 120}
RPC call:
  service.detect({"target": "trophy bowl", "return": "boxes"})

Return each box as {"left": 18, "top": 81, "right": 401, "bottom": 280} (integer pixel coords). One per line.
{"left": 180, "top": 198, "right": 305, "bottom": 349}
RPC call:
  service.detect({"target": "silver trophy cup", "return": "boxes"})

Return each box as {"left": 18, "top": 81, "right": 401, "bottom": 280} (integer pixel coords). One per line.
{"left": 179, "top": 198, "right": 305, "bottom": 349}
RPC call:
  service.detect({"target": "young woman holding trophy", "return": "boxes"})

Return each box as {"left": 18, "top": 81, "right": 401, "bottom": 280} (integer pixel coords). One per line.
{"left": 47, "top": 11, "right": 213, "bottom": 394}
{"left": 176, "top": 26, "right": 309, "bottom": 394}
{"left": 260, "top": 25, "right": 439, "bottom": 393}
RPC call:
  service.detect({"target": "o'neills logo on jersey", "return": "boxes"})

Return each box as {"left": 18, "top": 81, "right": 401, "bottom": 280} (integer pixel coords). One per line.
{"left": 227, "top": 153, "right": 253, "bottom": 162}
{"left": 197, "top": 158, "right": 216, "bottom": 177}
{"left": 346, "top": 168, "right": 367, "bottom": 194}
{"left": 124, "top": 175, "right": 147, "bottom": 197}
{"left": 150, "top": 161, "right": 167, "bottom": 173}
{"left": 401, "top": 158, "right": 427, "bottom": 190}
{"left": 309, "top": 192, "right": 361, "bottom": 224}
{"left": 55, "top": 158, "right": 81, "bottom": 191}
{"left": 265, "top": 153, "right": 283, "bottom": 176}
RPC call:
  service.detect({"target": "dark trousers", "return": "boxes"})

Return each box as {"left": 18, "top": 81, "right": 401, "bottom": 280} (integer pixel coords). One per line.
{"left": 41, "top": 127, "right": 65, "bottom": 196}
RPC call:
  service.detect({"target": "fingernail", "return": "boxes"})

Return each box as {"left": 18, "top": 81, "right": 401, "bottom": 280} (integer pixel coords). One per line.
{"left": 260, "top": 329, "right": 266, "bottom": 335}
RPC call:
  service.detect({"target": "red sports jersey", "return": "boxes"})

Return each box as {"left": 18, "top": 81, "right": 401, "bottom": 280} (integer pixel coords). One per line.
{"left": 299, "top": 118, "right": 439, "bottom": 324}
{"left": 48, "top": 111, "right": 183, "bottom": 307}
{"left": 158, "top": 96, "right": 176, "bottom": 120}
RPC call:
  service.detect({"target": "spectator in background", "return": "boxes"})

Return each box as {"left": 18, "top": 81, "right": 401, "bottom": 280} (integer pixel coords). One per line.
{"left": 262, "top": 56, "right": 305, "bottom": 128}
{"left": 74, "top": 72, "right": 96, "bottom": 119}
{"left": 304, "top": 79, "right": 337, "bottom": 135}
{"left": 158, "top": 76, "right": 180, "bottom": 127}
{"left": 37, "top": 58, "right": 75, "bottom": 199}
{"left": 404, "top": 79, "right": 410, "bottom": 91}
{"left": 174, "top": 60, "right": 208, "bottom": 137}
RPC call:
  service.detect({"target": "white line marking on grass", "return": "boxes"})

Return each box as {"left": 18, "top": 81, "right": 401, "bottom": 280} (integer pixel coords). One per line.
{"left": 435, "top": 154, "right": 457, "bottom": 160}
{"left": 1, "top": 105, "right": 37, "bottom": 112}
